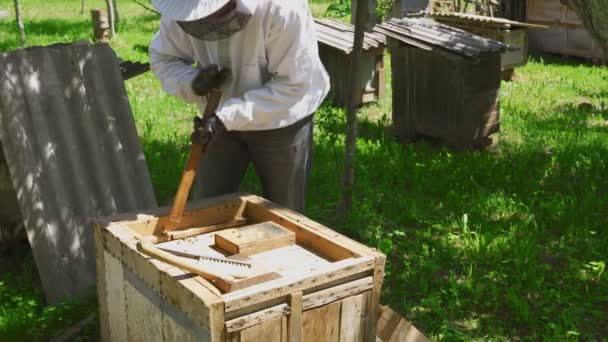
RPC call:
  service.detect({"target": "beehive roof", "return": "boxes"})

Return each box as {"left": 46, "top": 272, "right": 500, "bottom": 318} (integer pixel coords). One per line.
{"left": 374, "top": 17, "right": 508, "bottom": 59}
{"left": 314, "top": 18, "right": 386, "bottom": 54}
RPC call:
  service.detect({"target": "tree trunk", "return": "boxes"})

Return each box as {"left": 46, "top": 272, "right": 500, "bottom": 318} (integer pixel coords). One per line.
{"left": 104, "top": 0, "right": 115, "bottom": 38}
{"left": 337, "top": 0, "right": 371, "bottom": 219}
{"left": 561, "top": 0, "right": 608, "bottom": 59}
{"left": 81, "top": 0, "right": 85, "bottom": 15}
{"left": 112, "top": 0, "right": 119, "bottom": 24}
{"left": 13, "top": 0, "right": 25, "bottom": 45}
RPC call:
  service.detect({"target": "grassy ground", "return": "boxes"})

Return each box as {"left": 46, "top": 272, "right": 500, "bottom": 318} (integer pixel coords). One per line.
{"left": 1, "top": 0, "right": 607, "bottom": 340}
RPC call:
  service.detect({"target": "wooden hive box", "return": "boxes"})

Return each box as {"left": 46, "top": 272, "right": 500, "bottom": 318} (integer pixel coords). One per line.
{"left": 315, "top": 18, "right": 386, "bottom": 107}
{"left": 93, "top": 193, "right": 386, "bottom": 342}
{"left": 430, "top": 13, "right": 548, "bottom": 79}
{"left": 375, "top": 18, "right": 506, "bottom": 148}
{"left": 526, "top": 0, "right": 605, "bottom": 61}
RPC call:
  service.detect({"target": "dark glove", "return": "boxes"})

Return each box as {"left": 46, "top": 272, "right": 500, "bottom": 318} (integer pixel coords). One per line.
{"left": 191, "top": 115, "right": 226, "bottom": 146}
{"left": 191, "top": 64, "right": 231, "bottom": 97}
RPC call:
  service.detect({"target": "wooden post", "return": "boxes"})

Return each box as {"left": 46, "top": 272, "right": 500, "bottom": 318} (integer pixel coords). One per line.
{"left": 13, "top": 0, "right": 25, "bottom": 46}
{"left": 352, "top": 0, "right": 376, "bottom": 31}
{"left": 91, "top": 9, "right": 110, "bottom": 42}
{"left": 104, "top": 0, "right": 115, "bottom": 38}
{"left": 112, "top": 0, "right": 119, "bottom": 24}
{"left": 337, "top": 0, "right": 371, "bottom": 219}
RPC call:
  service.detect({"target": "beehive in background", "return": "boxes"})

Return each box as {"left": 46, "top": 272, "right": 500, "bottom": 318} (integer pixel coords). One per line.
{"left": 376, "top": 18, "right": 506, "bottom": 148}
{"left": 527, "top": 0, "right": 604, "bottom": 61}
{"left": 315, "top": 18, "right": 386, "bottom": 107}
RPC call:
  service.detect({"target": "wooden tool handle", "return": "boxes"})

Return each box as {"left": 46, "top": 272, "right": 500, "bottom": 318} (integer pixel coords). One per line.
{"left": 137, "top": 242, "right": 234, "bottom": 283}
{"left": 165, "top": 89, "right": 223, "bottom": 231}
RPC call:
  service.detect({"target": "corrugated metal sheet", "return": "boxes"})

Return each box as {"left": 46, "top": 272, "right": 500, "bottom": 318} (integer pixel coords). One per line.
{"left": 314, "top": 18, "right": 386, "bottom": 54}
{"left": 430, "top": 12, "right": 547, "bottom": 29}
{"left": 0, "top": 42, "right": 157, "bottom": 304}
{"left": 0, "top": 144, "right": 20, "bottom": 224}
{"left": 375, "top": 18, "right": 507, "bottom": 59}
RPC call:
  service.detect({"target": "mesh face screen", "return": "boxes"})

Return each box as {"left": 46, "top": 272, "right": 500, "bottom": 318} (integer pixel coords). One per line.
{"left": 177, "top": 4, "right": 252, "bottom": 41}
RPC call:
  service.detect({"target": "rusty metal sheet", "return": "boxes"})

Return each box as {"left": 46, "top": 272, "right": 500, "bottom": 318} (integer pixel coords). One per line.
{"left": 0, "top": 42, "right": 157, "bottom": 304}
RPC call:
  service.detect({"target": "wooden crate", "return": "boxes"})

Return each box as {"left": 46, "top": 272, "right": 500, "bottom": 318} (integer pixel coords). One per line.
{"left": 93, "top": 193, "right": 385, "bottom": 342}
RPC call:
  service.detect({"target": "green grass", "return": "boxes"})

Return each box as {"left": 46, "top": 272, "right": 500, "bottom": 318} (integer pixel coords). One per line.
{"left": 1, "top": 0, "right": 607, "bottom": 340}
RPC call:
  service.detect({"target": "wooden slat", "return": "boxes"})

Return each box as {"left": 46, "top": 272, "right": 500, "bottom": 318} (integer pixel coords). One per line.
{"left": 164, "top": 218, "right": 247, "bottom": 241}
{"left": 124, "top": 277, "right": 163, "bottom": 342}
{"left": 94, "top": 193, "right": 247, "bottom": 236}
{"left": 225, "top": 276, "right": 373, "bottom": 332}
{"left": 339, "top": 293, "right": 368, "bottom": 342}
{"left": 162, "top": 311, "right": 198, "bottom": 342}
{"left": 103, "top": 251, "right": 128, "bottom": 342}
{"left": 225, "top": 304, "right": 289, "bottom": 333}
{"left": 301, "top": 300, "right": 341, "bottom": 342}
{"left": 243, "top": 196, "right": 371, "bottom": 260}
{"left": 239, "top": 316, "right": 284, "bottom": 342}
{"left": 364, "top": 255, "right": 386, "bottom": 342}
{"left": 376, "top": 306, "right": 430, "bottom": 342}
{"left": 288, "top": 292, "right": 303, "bottom": 342}
{"left": 302, "top": 277, "right": 373, "bottom": 310}
{"left": 161, "top": 267, "right": 222, "bottom": 332}
{"left": 93, "top": 225, "right": 110, "bottom": 342}
{"left": 223, "top": 256, "right": 375, "bottom": 312}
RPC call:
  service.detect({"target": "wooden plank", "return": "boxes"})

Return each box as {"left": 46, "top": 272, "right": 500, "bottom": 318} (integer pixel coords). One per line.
{"left": 223, "top": 256, "right": 375, "bottom": 312}
{"left": 164, "top": 218, "right": 247, "bottom": 241}
{"left": 103, "top": 251, "right": 128, "bottom": 342}
{"left": 282, "top": 316, "right": 289, "bottom": 342}
{"left": 225, "top": 304, "right": 289, "bottom": 333}
{"left": 339, "top": 293, "right": 367, "bottom": 342}
{"left": 225, "top": 277, "right": 371, "bottom": 333}
{"left": 162, "top": 312, "right": 198, "bottom": 342}
{"left": 301, "top": 300, "right": 341, "bottom": 342}
{"left": 94, "top": 193, "right": 247, "bottom": 237}
{"left": 288, "top": 292, "right": 303, "bottom": 342}
{"left": 239, "top": 316, "right": 284, "bottom": 342}
{"left": 161, "top": 267, "right": 222, "bottom": 332}
{"left": 215, "top": 221, "right": 296, "bottom": 256}
{"left": 124, "top": 272, "right": 163, "bottom": 342}
{"left": 209, "top": 297, "right": 225, "bottom": 342}
{"left": 217, "top": 271, "right": 282, "bottom": 293}
{"left": 365, "top": 255, "right": 386, "bottom": 342}
{"left": 93, "top": 225, "right": 110, "bottom": 342}
{"left": 160, "top": 289, "right": 212, "bottom": 342}
{"left": 302, "top": 277, "right": 373, "bottom": 311}
{"left": 243, "top": 196, "right": 370, "bottom": 260}
{"left": 376, "top": 306, "right": 430, "bottom": 342}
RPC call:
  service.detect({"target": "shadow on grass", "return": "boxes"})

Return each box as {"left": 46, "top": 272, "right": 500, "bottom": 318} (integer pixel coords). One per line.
{"left": 528, "top": 51, "right": 604, "bottom": 68}
{"left": 308, "top": 102, "right": 608, "bottom": 339}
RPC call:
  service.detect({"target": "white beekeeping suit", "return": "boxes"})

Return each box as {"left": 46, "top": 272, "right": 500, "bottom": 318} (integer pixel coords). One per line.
{"left": 149, "top": 0, "right": 330, "bottom": 131}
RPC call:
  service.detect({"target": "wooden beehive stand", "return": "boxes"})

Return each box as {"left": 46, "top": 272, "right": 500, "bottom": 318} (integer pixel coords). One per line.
{"left": 93, "top": 193, "right": 386, "bottom": 341}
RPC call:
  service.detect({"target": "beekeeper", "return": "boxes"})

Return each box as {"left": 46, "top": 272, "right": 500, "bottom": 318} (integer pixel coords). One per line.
{"left": 149, "top": 0, "right": 330, "bottom": 213}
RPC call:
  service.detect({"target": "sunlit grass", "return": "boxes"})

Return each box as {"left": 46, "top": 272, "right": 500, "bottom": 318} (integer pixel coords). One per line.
{"left": 0, "top": 0, "right": 606, "bottom": 340}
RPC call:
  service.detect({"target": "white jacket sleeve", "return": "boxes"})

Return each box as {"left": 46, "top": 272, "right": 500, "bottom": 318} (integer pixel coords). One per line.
{"left": 149, "top": 19, "right": 200, "bottom": 104}
{"left": 215, "top": 4, "right": 320, "bottom": 131}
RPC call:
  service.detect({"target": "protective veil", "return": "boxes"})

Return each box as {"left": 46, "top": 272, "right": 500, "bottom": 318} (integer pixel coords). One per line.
{"left": 177, "top": 1, "right": 252, "bottom": 41}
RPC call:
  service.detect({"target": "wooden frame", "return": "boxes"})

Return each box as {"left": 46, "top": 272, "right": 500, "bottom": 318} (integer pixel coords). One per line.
{"left": 94, "top": 193, "right": 385, "bottom": 342}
